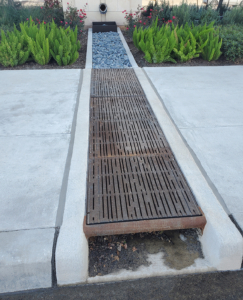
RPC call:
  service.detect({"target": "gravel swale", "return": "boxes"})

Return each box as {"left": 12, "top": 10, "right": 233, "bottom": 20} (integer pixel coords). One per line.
{"left": 92, "top": 32, "right": 132, "bottom": 69}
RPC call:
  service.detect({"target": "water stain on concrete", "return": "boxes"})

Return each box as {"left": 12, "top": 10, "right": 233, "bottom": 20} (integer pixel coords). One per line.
{"left": 89, "top": 229, "right": 203, "bottom": 277}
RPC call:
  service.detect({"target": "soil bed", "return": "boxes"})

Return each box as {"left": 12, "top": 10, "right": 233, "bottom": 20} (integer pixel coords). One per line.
{"left": 123, "top": 31, "right": 243, "bottom": 68}
{"left": 0, "top": 30, "right": 88, "bottom": 70}
{"left": 89, "top": 229, "right": 203, "bottom": 277}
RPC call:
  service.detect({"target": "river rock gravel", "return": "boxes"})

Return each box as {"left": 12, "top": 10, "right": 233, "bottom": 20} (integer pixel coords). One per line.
{"left": 92, "top": 32, "right": 132, "bottom": 69}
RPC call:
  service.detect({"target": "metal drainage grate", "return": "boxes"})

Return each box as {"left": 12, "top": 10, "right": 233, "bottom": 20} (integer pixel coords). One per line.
{"left": 91, "top": 69, "right": 144, "bottom": 97}
{"left": 86, "top": 69, "right": 202, "bottom": 225}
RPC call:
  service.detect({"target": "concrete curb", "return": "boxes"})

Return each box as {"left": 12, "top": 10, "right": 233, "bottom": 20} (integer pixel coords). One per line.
{"left": 55, "top": 69, "right": 91, "bottom": 285}
{"left": 117, "top": 28, "right": 138, "bottom": 68}
{"left": 134, "top": 67, "right": 243, "bottom": 271}
{"left": 85, "top": 28, "right": 92, "bottom": 69}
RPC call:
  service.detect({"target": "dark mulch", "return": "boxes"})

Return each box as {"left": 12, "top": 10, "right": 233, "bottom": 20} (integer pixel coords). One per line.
{"left": 0, "top": 30, "right": 88, "bottom": 70}
{"left": 123, "top": 31, "right": 243, "bottom": 68}
{"left": 89, "top": 229, "right": 203, "bottom": 277}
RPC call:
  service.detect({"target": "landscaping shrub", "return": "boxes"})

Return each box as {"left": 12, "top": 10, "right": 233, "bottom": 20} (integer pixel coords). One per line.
{"left": 173, "top": 23, "right": 200, "bottom": 62}
{"left": 219, "top": 25, "right": 243, "bottom": 61}
{"left": 0, "top": 0, "right": 64, "bottom": 29}
{"left": 21, "top": 20, "right": 52, "bottom": 65}
{"left": 199, "top": 29, "right": 222, "bottom": 61}
{"left": 171, "top": 2, "right": 191, "bottom": 26}
{"left": 0, "top": 17, "right": 81, "bottom": 66}
{"left": 222, "top": 5, "right": 243, "bottom": 26}
{"left": 123, "top": 5, "right": 144, "bottom": 36}
{"left": 133, "top": 18, "right": 177, "bottom": 63}
{"left": 0, "top": 26, "right": 29, "bottom": 66}
{"left": 64, "top": 3, "right": 87, "bottom": 32}
{"left": 133, "top": 18, "right": 221, "bottom": 63}
{"left": 50, "top": 26, "right": 81, "bottom": 65}
{"left": 0, "top": 24, "right": 14, "bottom": 38}
{"left": 200, "top": 6, "right": 221, "bottom": 25}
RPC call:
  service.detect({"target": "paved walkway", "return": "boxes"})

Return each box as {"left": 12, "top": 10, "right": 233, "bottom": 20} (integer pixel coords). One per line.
{"left": 0, "top": 70, "right": 81, "bottom": 293}
{"left": 144, "top": 66, "right": 243, "bottom": 230}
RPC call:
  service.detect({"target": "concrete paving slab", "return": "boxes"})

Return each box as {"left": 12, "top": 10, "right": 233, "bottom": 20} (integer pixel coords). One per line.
{"left": 0, "top": 228, "right": 54, "bottom": 293}
{"left": 0, "top": 92, "right": 77, "bottom": 136}
{"left": 0, "top": 135, "right": 70, "bottom": 231}
{"left": 157, "top": 89, "right": 243, "bottom": 129}
{"left": 144, "top": 66, "right": 243, "bottom": 231}
{"left": 180, "top": 126, "right": 243, "bottom": 215}
{"left": 0, "top": 69, "right": 81, "bottom": 232}
{"left": 144, "top": 66, "right": 243, "bottom": 91}
{"left": 0, "top": 70, "right": 81, "bottom": 95}
{"left": 0, "top": 69, "right": 82, "bottom": 292}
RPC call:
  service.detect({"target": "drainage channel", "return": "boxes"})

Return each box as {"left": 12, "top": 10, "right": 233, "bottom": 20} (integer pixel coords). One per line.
{"left": 84, "top": 69, "right": 206, "bottom": 237}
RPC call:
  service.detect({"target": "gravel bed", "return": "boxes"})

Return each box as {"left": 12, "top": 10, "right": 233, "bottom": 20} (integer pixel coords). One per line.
{"left": 92, "top": 32, "right": 132, "bottom": 69}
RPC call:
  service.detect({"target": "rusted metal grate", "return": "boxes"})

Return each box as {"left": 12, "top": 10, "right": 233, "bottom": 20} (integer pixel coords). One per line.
{"left": 91, "top": 69, "right": 144, "bottom": 97}
{"left": 86, "top": 69, "right": 203, "bottom": 226}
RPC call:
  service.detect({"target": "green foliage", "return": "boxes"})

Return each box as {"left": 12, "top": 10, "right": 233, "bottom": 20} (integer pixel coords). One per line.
{"left": 0, "top": 0, "right": 64, "bottom": 28}
{"left": 50, "top": 25, "right": 80, "bottom": 66}
{"left": 133, "top": 18, "right": 219, "bottom": 63}
{"left": 20, "top": 17, "right": 51, "bottom": 65}
{"left": 64, "top": 3, "right": 87, "bottom": 32}
{"left": 200, "top": 30, "right": 222, "bottom": 61}
{"left": 124, "top": 1, "right": 234, "bottom": 35}
{"left": 0, "top": 25, "right": 29, "bottom": 66}
{"left": 134, "top": 18, "right": 177, "bottom": 63}
{"left": 0, "top": 24, "right": 14, "bottom": 38}
{"left": 219, "top": 25, "right": 243, "bottom": 61}
{"left": 173, "top": 24, "right": 200, "bottom": 62}
{"left": 200, "top": 7, "right": 220, "bottom": 25}
{"left": 0, "top": 17, "right": 81, "bottom": 67}
{"left": 171, "top": 2, "right": 191, "bottom": 27}
{"left": 222, "top": 5, "right": 243, "bottom": 26}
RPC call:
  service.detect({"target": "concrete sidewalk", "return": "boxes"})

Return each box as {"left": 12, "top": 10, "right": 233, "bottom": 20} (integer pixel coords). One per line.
{"left": 0, "top": 70, "right": 82, "bottom": 293}
{"left": 144, "top": 66, "right": 243, "bottom": 231}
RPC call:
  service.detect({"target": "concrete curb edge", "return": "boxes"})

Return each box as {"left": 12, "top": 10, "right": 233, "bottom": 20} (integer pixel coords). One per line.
{"left": 55, "top": 69, "right": 91, "bottom": 285}
{"left": 85, "top": 29, "right": 92, "bottom": 69}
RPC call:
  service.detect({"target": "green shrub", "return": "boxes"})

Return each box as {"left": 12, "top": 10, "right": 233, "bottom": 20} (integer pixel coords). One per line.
{"left": 219, "top": 25, "right": 243, "bottom": 61}
{"left": 0, "top": 17, "right": 81, "bottom": 67}
{"left": 64, "top": 3, "right": 87, "bottom": 32}
{"left": 133, "top": 18, "right": 218, "bottom": 63}
{"left": 0, "top": 26, "right": 30, "bottom": 66}
{"left": 200, "top": 7, "right": 220, "bottom": 25}
{"left": 173, "top": 24, "right": 200, "bottom": 62}
{"left": 0, "top": 24, "right": 14, "bottom": 38}
{"left": 171, "top": 2, "right": 191, "bottom": 26}
{"left": 0, "top": 0, "right": 64, "bottom": 28}
{"left": 200, "top": 30, "right": 222, "bottom": 61}
{"left": 134, "top": 18, "right": 176, "bottom": 63}
{"left": 50, "top": 26, "right": 81, "bottom": 65}
{"left": 222, "top": 5, "right": 243, "bottom": 26}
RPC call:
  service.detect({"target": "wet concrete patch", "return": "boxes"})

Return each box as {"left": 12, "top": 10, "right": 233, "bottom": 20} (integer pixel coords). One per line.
{"left": 89, "top": 229, "right": 203, "bottom": 277}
